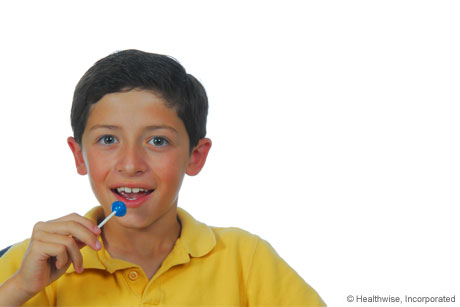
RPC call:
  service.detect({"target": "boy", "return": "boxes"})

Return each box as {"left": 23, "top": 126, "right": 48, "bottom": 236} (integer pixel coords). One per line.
{"left": 0, "top": 50, "right": 325, "bottom": 306}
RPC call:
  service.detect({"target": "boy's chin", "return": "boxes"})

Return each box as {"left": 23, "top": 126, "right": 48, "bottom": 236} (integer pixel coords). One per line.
{"left": 115, "top": 215, "right": 151, "bottom": 230}
{"left": 115, "top": 208, "right": 163, "bottom": 227}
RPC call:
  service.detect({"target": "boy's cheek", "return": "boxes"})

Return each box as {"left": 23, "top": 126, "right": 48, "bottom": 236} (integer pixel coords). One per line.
{"left": 151, "top": 158, "right": 187, "bottom": 191}
{"left": 84, "top": 155, "right": 113, "bottom": 190}
{"left": 155, "top": 154, "right": 188, "bottom": 178}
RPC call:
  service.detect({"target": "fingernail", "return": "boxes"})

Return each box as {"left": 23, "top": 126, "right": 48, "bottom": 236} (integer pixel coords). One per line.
{"left": 95, "top": 240, "right": 102, "bottom": 250}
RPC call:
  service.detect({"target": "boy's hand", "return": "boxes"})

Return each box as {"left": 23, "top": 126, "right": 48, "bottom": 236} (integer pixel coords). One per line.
{"left": 12, "top": 213, "right": 101, "bottom": 299}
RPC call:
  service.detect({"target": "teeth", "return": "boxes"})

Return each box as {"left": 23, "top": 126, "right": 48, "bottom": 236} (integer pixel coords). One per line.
{"left": 116, "top": 187, "right": 149, "bottom": 193}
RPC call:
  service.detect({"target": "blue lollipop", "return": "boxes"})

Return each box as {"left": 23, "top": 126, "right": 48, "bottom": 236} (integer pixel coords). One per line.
{"left": 97, "top": 201, "right": 127, "bottom": 228}
{"left": 111, "top": 201, "right": 127, "bottom": 217}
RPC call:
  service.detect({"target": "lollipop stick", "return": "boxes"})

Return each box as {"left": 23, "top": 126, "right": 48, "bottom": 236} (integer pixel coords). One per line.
{"left": 98, "top": 211, "right": 117, "bottom": 228}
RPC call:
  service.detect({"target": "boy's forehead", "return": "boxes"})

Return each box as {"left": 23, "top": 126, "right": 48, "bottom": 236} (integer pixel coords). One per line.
{"left": 85, "top": 90, "right": 183, "bottom": 132}
{"left": 91, "top": 90, "right": 167, "bottom": 110}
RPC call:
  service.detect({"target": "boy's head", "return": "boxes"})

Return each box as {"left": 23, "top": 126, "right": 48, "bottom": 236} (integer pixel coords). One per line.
{"left": 67, "top": 50, "right": 211, "bottom": 228}
{"left": 71, "top": 49, "right": 208, "bottom": 153}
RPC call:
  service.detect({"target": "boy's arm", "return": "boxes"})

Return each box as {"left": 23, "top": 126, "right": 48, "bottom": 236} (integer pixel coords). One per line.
{"left": 0, "top": 241, "right": 49, "bottom": 306}
{"left": 1, "top": 242, "right": 31, "bottom": 306}
{"left": 246, "top": 237, "right": 326, "bottom": 307}
{"left": 0, "top": 213, "right": 101, "bottom": 306}
{"left": 0, "top": 272, "right": 39, "bottom": 306}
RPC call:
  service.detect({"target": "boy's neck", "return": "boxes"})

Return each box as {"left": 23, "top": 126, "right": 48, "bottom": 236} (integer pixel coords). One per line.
{"left": 101, "top": 205, "right": 182, "bottom": 263}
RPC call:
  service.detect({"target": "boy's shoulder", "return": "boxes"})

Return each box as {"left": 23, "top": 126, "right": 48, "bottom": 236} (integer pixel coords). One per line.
{"left": 0, "top": 239, "right": 30, "bottom": 283}
{"left": 0, "top": 238, "right": 29, "bottom": 261}
{"left": 211, "top": 225, "right": 261, "bottom": 256}
{"left": 177, "top": 207, "right": 263, "bottom": 258}
{"left": 210, "top": 225, "right": 260, "bottom": 247}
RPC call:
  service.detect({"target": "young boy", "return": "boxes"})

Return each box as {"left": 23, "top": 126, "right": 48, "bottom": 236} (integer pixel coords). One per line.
{"left": 0, "top": 50, "right": 325, "bottom": 306}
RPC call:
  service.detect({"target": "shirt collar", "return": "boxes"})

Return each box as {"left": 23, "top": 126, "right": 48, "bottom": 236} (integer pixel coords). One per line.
{"left": 176, "top": 207, "right": 216, "bottom": 258}
{"left": 66, "top": 206, "right": 216, "bottom": 274}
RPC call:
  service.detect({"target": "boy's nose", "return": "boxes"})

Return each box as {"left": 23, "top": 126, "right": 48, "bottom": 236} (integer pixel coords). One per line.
{"left": 115, "top": 144, "right": 148, "bottom": 176}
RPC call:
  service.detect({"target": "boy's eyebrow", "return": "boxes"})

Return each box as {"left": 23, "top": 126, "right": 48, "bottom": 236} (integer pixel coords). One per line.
{"left": 145, "top": 125, "right": 178, "bottom": 134}
{"left": 88, "top": 124, "right": 178, "bottom": 133}
{"left": 88, "top": 125, "right": 119, "bottom": 131}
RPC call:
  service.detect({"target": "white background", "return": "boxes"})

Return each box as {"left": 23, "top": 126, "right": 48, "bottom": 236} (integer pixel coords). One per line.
{"left": 0, "top": 1, "right": 459, "bottom": 306}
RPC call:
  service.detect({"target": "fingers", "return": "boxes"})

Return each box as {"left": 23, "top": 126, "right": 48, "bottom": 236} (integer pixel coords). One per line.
{"left": 32, "top": 241, "right": 70, "bottom": 271}
{"left": 11, "top": 212, "right": 103, "bottom": 298}
{"left": 34, "top": 222, "right": 100, "bottom": 251}
{"left": 33, "top": 233, "right": 83, "bottom": 272}
{"left": 31, "top": 213, "right": 102, "bottom": 273}
{"left": 50, "top": 213, "right": 101, "bottom": 237}
{"left": 35, "top": 213, "right": 101, "bottom": 250}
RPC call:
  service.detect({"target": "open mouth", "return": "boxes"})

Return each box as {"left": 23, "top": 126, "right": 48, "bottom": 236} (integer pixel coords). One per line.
{"left": 112, "top": 187, "right": 155, "bottom": 201}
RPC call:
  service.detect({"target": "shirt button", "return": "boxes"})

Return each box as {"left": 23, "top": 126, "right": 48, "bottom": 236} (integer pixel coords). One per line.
{"left": 128, "top": 270, "right": 139, "bottom": 281}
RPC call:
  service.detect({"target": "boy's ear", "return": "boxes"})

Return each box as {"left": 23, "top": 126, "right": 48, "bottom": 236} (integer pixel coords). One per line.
{"left": 186, "top": 138, "right": 212, "bottom": 176}
{"left": 67, "top": 137, "right": 88, "bottom": 175}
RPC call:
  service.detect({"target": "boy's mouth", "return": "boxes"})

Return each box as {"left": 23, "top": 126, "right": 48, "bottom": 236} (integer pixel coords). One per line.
{"left": 112, "top": 187, "right": 155, "bottom": 201}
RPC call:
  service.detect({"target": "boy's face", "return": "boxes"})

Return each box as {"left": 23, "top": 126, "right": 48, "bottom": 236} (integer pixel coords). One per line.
{"left": 68, "top": 89, "right": 211, "bottom": 229}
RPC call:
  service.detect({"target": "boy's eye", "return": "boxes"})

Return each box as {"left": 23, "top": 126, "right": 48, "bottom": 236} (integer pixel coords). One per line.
{"left": 97, "top": 135, "right": 118, "bottom": 145}
{"left": 148, "top": 136, "right": 169, "bottom": 147}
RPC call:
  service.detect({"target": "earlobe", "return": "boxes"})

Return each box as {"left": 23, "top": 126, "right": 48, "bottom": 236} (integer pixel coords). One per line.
{"left": 186, "top": 138, "right": 212, "bottom": 176}
{"left": 67, "top": 137, "right": 88, "bottom": 175}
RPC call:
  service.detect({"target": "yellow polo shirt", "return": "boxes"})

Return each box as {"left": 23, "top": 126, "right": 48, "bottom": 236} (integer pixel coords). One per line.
{"left": 0, "top": 207, "right": 325, "bottom": 306}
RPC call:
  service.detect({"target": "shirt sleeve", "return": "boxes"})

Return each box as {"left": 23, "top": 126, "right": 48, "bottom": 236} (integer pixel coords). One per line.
{"left": 0, "top": 240, "right": 51, "bottom": 306}
{"left": 246, "top": 237, "right": 326, "bottom": 307}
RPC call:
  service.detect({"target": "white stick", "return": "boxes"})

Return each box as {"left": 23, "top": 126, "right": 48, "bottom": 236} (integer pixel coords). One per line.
{"left": 98, "top": 211, "right": 117, "bottom": 228}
